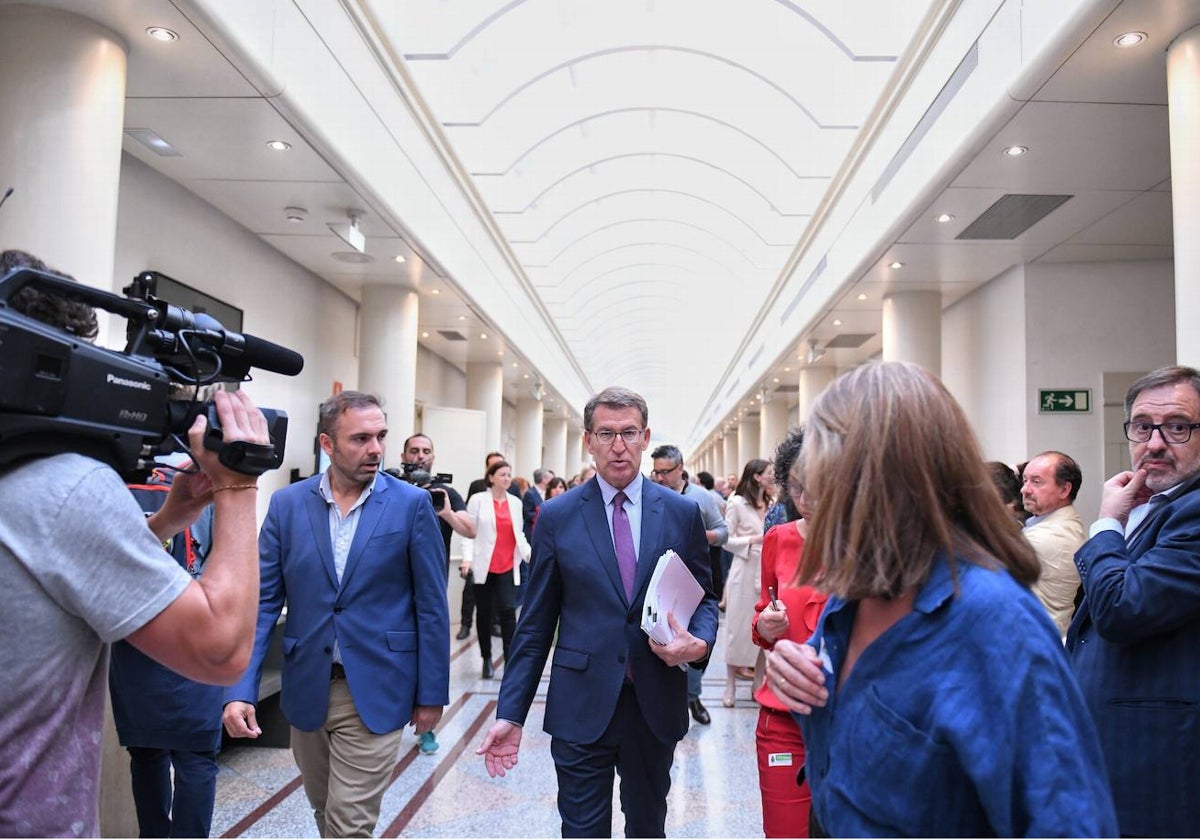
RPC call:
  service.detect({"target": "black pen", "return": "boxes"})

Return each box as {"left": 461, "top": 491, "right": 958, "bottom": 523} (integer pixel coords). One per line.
{"left": 768, "top": 586, "right": 780, "bottom": 611}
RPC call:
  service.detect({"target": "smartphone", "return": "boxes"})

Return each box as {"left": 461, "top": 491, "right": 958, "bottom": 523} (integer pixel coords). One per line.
{"left": 428, "top": 487, "right": 447, "bottom": 508}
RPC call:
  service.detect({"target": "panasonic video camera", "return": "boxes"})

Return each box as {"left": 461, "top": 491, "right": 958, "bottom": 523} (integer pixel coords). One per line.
{"left": 0, "top": 266, "right": 302, "bottom": 481}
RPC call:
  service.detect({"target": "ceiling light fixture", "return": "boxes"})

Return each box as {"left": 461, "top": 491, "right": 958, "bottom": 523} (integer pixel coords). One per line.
{"left": 1113, "top": 31, "right": 1147, "bottom": 48}
{"left": 394, "top": 255, "right": 406, "bottom": 263}
{"left": 833, "top": 319, "right": 843, "bottom": 326}
{"left": 935, "top": 213, "right": 955, "bottom": 223}
{"left": 266, "top": 139, "right": 292, "bottom": 151}
{"left": 146, "top": 26, "right": 179, "bottom": 42}
{"left": 857, "top": 293, "right": 868, "bottom": 301}
{"left": 1002, "top": 145, "right": 1028, "bottom": 157}
{"left": 480, "top": 332, "right": 488, "bottom": 339}
{"left": 284, "top": 206, "right": 308, "bottom": 223}
{"left": 421, "top": 331, "right": 429, "bottom": 338}
{"left": 458, "top": 315, "right": 467, "bottom": 321}
{"left": 430, "top": 288, "right": 440, "bottom": 295}
{"left": 889, "top": 261, "right": 904, "bottom": 269}
{"left": 805, "top": 338, "right": 826, "bottom": 366}
{"left": 328, "top": 210, "right": 365, "bottom": 253}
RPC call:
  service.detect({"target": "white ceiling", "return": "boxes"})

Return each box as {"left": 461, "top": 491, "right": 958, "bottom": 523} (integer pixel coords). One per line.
{"left": 15, "top": 0, "right": 1196, "bottom": 447}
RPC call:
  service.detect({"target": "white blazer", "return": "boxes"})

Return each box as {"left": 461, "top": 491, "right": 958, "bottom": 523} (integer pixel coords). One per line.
{"left": 462, "top": 491, "right": 532, "bottom": 584}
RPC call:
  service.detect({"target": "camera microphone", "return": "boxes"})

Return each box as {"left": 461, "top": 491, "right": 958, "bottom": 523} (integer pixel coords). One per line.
{"left": 240, "top": 332, "right": 305, "bottom": 376}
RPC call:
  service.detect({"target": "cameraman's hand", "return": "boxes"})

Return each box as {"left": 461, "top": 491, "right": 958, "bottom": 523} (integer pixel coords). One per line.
{"left": 222, "top": 701, "right": 262, "bottom": 739}
{"left": 148, "top": 459, "right": 213, "bottom": 543}
{"left": 191, "top": 390, "right": 270, "bottom": 488}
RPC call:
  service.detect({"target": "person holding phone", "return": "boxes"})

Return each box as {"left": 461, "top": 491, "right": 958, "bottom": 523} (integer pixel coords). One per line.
{"left": 461, "top": 460, "right": 532, "bottom": 679}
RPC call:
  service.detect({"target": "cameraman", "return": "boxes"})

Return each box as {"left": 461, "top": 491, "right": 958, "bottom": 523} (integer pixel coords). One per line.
{"left": 398, "top": 433, "right": 474, "bottom": 754}
{"left": 0, "top": 250, "right": 270, "bottom": 837}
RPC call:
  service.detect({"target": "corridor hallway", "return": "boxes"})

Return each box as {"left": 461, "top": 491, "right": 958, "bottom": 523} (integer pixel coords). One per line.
{"left": 210, "top": 617, "right": 764, "bottom": 838}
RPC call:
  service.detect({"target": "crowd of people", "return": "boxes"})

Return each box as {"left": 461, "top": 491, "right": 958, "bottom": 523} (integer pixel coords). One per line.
{"left": 6, "top": 247, "right": 1200, "bottom": 838}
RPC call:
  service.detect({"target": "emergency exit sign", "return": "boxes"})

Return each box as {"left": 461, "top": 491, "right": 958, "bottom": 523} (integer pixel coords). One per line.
{"left": 1039, "top": 389, "right": 1091, "bottom": 413}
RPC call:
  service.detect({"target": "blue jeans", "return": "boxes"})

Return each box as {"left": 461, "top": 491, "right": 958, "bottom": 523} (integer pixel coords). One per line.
{"left": 127, "top": 747, "right": 218, "bottom": 838}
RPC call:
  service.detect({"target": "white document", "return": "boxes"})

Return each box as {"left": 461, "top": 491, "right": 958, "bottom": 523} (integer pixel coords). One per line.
{"left": 640, "top": 549, "right": 704, "bottom": 645}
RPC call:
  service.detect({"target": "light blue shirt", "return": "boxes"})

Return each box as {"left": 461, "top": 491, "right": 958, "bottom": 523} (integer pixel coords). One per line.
{"left": 1088, "top": 481, "right": 1183, "bottom": 541}
{"left": 595, "top": 472, "right": 644, "bottom": 561}
{"left": 317, "top": 470, "right": 376, "bottom": 663}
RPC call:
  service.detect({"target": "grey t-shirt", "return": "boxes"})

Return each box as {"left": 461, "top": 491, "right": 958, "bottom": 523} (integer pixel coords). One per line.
{"left": 0, "top": 454, "right": 191, "bottom": 837}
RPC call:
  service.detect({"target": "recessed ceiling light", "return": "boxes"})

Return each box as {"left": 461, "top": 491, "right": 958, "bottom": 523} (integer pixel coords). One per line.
{"left": 457, "top": 315, "right": 467, "bottom": 321}
{"left": 394, "top": 255, "right": 406, "bottom": 263}
{"left": 330, "top": 251, "right": 373, "bottom": 264}
{"left": 430, "top": 288, "right": 440, "bottom": 295}
{"left": 1113, "top": 31, "right": 1147, "bottom": 48}
{"left": 523, "top": 374, "right": 530, "bottom": 379}
{"left": 889, "top": 261, "right": 903, "bottom": 270}
{"left": 497, "top": 350, "right": 504, "bottom": 357}
{"left": 935, "top": 213, "right": 955, "bottom": 223}
{"left": 783, "top": 367, "right": 791, "bottom": 372}
{"left": 1002, "top": 145, "right": 1028, "bottom": 157}
{"left": 511, "top": 362, "right": 518, "bottom": 368}
{"left": 857, "top": 293, "right": 868, "bottom": 301}
{"left": 266, "top": 139, "right": 291, "bottom": 151}
{"left": 146, "top": 26, "right": 179, "bottom": 42}
{"left": 421, "top": 331, "right": 429, "bottom": 338}
{"left": 772, "top": 377, "right": 780, "bottom": 383}
{"left": 833, "top": 319, "right": 843, "bottom": 326}
{"left": 480, "top": 332, "right": 488, "bottom": 339}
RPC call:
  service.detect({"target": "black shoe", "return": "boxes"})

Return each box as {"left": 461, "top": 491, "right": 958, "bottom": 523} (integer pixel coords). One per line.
{"left": 689, "top": 699, "right": 711, "bottom": 725}
{"left": 482, "top": 660, "right": 495, "bottom": 679}
{"left": 455, "top": 625, "right": 471, "bottom": 641}
{"left": 491, "top": 623, "right": 502, "bottom": 637}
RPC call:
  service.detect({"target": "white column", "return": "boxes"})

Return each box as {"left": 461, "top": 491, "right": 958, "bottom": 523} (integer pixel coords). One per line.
{"left": 798, "top": 367, "right": 836, "bottom": 422}
{"left": 543, "top": 416, "right": 569, "bottom": 479}
{"left": 0, "top": 4, "right": 127, "bottom": 304}
{"left": 737, "top": 416, "right": 761, "bottom": 471}
{"left": 359, "top": 285, "right": 419, "bottom": 431}
{"left": 466, "top": 362, "right": 504, "bottom": 450}
{"left": 722, "top": 429, "right": 739, "bottom": 480}
{"left": 566, "top": 420, "right": 585, "bottom": 475}
{"left": 1168, "top": 25, "right": 1200, "bottom": 366}
{"left": 882, "top": 291, "right": 942, "bottom": 375}
{"left": 759, "top": 397, "right": 789, "bottom": 462}
{"left": 515, "top": 397, "right": 543, "bottom": 480}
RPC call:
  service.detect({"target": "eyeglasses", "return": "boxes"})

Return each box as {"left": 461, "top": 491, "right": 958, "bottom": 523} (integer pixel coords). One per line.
{"left": 1124, "top": 420, "right": 1200, "bottom": 444}
{"left": 589, "top": 428, "right": 645, "bottom": 446}
{"left": 650, "top": 464, "right": 681, "bottom": 478}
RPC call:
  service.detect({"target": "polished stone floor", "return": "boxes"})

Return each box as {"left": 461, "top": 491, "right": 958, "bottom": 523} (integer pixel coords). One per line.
{"left": 211, "top": 616, "right": 766, "bottom": 838}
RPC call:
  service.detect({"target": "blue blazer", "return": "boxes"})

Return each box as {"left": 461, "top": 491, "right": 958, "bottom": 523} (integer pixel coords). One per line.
{"left": 497, "top": 476, "right": 718, "bottom": 745}
{"left": 225, "top": 472, "right": 450, "bottom": 734}
{"left": 1067, "top": 480, "right": 1200, "bottom": 837}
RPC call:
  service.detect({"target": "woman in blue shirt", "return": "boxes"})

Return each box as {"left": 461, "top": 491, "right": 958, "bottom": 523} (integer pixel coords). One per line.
{"left": 767, "top": 361, "right": 1116, "bottom": 837}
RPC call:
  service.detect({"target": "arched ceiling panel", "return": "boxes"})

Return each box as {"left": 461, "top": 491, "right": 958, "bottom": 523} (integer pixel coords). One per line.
{"left": 386, "top": 0, "right": 929, "bottom": 440}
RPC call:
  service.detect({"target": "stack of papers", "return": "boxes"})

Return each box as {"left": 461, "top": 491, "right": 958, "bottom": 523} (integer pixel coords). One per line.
{"left": 640, "top": 549, "right": 704, "bottom": 645}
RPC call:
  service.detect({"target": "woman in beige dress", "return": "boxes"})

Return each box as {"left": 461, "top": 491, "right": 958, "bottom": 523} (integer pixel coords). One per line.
{"left": 720, "top": 458, "right": 775, "bottom": 706}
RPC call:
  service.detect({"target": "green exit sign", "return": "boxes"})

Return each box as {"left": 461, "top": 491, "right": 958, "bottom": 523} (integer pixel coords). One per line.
{"left": 1039, "top": 389, "right": 1091, "bottom": 414}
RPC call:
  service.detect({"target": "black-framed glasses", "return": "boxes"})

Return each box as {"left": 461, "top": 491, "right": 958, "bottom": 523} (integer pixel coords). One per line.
{"left": 589, "top": 428, "right": 644, "bottom": 446}
{"left": 1124, "top": 420, "right": 1200, "bottom": 444}
{"left": 650, "top": 463, "right": 681, "bottom": 478}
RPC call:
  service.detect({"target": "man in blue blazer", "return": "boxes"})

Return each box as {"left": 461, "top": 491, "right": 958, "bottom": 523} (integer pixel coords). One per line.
{"left": 478, "top": 386, "right": 719, "bottom": 838}
{"left": 1067, "top": 365, "right": 1200, "bottom": 837}
{"left": 223, "top": 391, "right": 449, "bottom": 837}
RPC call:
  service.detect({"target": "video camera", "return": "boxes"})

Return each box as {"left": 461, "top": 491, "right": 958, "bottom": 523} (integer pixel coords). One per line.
{"left": 0, "top": 267, "right": 302, "bottom": 481}
{"left": 384, "top": 463, "right": 453, "bottom": 508}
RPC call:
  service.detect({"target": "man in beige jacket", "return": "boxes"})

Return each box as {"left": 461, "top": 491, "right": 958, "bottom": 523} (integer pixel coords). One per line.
{"left": 1021, "top": 451, "right": 1085, "bottom": 636}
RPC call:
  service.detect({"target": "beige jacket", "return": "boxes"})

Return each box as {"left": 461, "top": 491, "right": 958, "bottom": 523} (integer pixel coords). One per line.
{"left": 1024, "top": 504, "right": 1085, "bottom": 637}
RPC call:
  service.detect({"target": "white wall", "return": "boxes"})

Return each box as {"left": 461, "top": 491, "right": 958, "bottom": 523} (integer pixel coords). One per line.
{"left": 414, "top": 344, "right": 466, "bottom": 412}
{"left": 1024, "top": 260, "right": 1175, "bottom": 522}
{"left": 113, "top": 153, "right": 360, "bottom": 514}
{"left": 944, "top": 264, "right": 1028, "bottom": 465}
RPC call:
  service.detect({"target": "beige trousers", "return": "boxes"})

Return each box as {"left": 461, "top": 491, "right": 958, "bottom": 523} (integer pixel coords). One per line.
{"left": 290, "top": 677, "right": 404, "bottom": 838}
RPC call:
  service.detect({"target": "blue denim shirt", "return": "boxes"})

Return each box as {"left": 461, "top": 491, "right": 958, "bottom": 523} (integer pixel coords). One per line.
{"left": 798, "top": 555, "right": 1118, "bottom": 837}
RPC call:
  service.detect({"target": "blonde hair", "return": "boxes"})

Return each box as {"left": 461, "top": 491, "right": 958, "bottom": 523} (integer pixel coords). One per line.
{"left": 796, "top": 361, "right": 1037, "bottom": 599}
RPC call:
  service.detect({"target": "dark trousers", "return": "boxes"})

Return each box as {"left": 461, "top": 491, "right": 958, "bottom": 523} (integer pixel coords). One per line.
{"left": 127, "top": 746, "right": 218, "bottom": 838}
{"left": 550, "top": 684, "right": 675, "bottom": 838}
{"left": 708, "top": 545, "right": 725, "bottom": 602}
{"left": 461, "top": 570, "right": 476, "bottom": 629}
{"left": 474, "top": 571, "right": 516, "bottom": 661}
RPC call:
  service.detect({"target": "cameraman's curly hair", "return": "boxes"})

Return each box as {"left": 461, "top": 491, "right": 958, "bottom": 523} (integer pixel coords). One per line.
{"left": 1, "top": 249, "right": 99, "bottom": 339}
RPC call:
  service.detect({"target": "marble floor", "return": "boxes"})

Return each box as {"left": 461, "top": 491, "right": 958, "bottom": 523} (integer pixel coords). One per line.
{"left": 211, "top": 616, "right": 766, "bottom": 838}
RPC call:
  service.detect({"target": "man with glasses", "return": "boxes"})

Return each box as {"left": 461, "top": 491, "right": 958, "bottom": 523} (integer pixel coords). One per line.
{"left": 650, "top": 445, "right": 728, "bottom": 726}
{"left": 477, "top": 386, "right": 718, "bottom": 838}
{"left": 1067, "top": 365, "right": 1200, "bottom": 837}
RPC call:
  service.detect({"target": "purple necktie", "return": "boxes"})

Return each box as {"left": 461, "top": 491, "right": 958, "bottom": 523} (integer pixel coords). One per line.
{"left": 612, "top": 490, "right": 637, "bottom": 600}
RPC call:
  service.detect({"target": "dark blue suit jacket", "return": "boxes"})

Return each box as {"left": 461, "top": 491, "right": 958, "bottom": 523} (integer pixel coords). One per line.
{"left": 497, "top": 476, "right": 718, "bottom": 745}
{"left": 522, "top": 486, "right": 542, "bottom": 544}
{"left": 225, "top": 472, "right": 450, "bottom": 734}
{"left": 1067, "top": 480, "right": 1200, "bottom": 837}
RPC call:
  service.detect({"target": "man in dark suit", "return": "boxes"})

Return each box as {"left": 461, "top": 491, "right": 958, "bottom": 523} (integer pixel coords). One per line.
{"left": 1067, "top": 365, "right": 1200, "bottom": 837}
{"left": 478, "top": 386, "right": 719, "bottom": 838}
{"left": 522, "top": 467, "right": 554, "bottom": 543}
{"left": 222, "top": 391, "right": 449, "bottom": 837}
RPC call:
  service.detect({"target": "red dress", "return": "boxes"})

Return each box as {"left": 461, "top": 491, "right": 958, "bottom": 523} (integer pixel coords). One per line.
{"left": 751, "top": 521, "right": 828, "bottom": 838}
